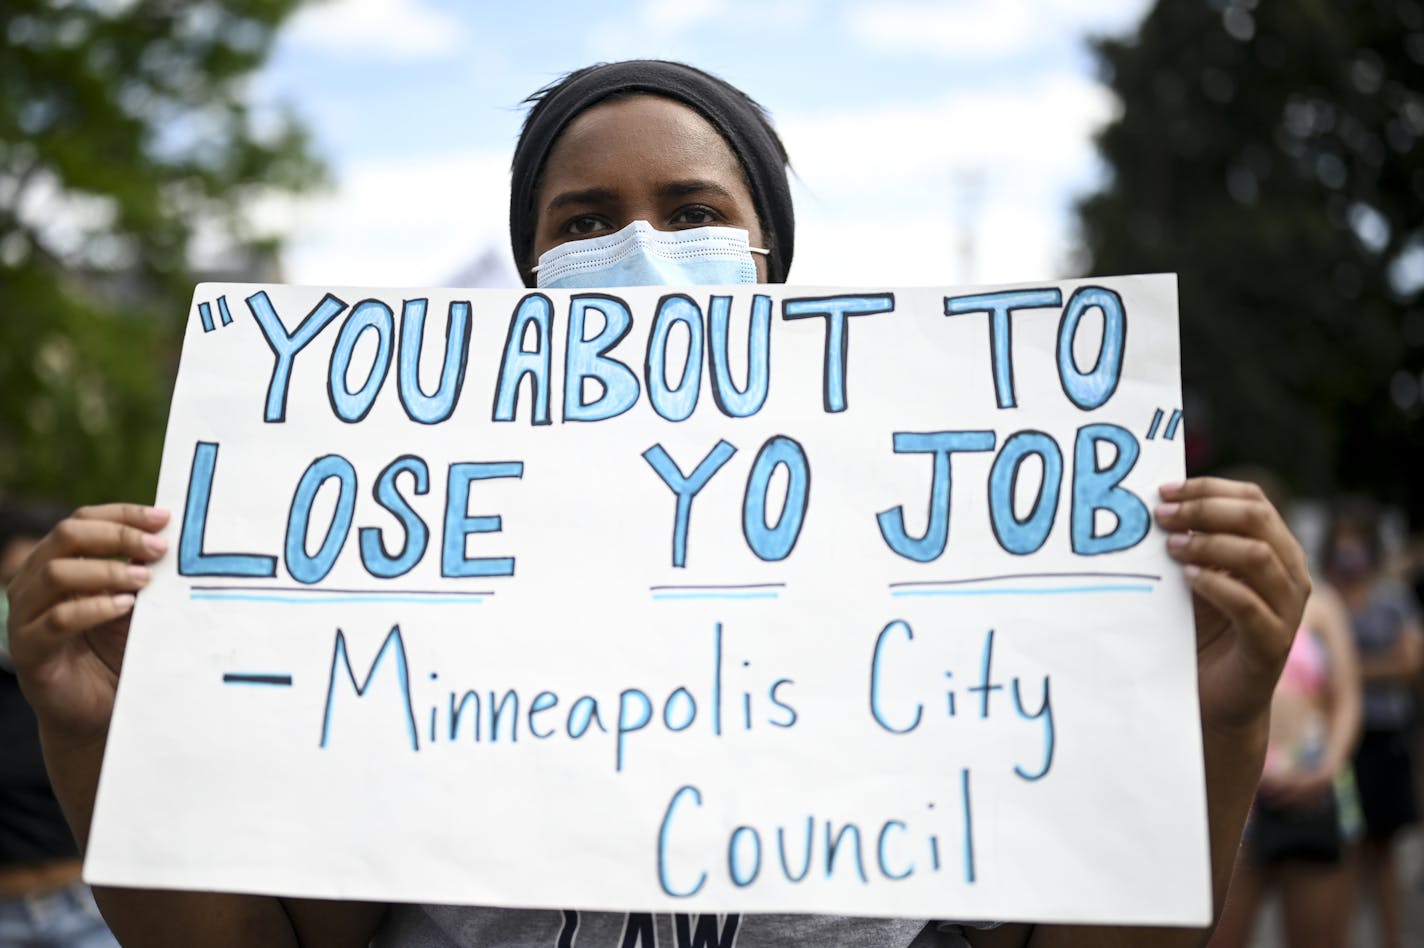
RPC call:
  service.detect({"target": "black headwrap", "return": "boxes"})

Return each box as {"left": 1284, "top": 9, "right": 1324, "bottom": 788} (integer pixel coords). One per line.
{"left": 510, "top": 60, "right": 794, "bottom": 286}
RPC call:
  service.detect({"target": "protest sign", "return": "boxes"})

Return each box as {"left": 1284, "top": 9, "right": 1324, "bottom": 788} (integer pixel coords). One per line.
{"left": 85, "top": 274, "right": 1208, "bottom": 925}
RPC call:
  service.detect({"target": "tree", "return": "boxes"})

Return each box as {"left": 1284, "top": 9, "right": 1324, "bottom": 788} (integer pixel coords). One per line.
{"left": 0, "top": 0, "right": 323, "bottom": 505}
{"left": 1077, "top": 0, "right": 1424, "bottom": 517}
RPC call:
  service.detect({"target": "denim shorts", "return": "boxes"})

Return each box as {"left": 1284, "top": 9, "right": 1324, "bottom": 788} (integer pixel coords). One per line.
{"left": 0, "top": 879, "right": 120, "bottom": 948}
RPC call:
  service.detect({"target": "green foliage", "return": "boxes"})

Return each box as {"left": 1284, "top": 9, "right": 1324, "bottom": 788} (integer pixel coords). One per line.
{"left": 0, "top": 0, "right": 323, "bottom": 505}
{"left": 1077, "top": 0, "right": 1424, "bottom": 515}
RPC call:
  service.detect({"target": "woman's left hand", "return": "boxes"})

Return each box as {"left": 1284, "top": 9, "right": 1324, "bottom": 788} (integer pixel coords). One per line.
{"left": 1156, "top": 477, "right": 1311, "bottom": 735}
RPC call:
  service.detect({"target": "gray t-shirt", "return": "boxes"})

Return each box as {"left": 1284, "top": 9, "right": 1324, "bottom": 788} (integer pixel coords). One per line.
{"left": 374, "top": 905, "right": 980, "bottom": 947}
{"left": 1352, "top": 582, "right": 1421, "bottom": 729}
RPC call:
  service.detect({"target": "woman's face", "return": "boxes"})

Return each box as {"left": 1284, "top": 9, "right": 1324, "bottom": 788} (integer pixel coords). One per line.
{"left": 1326, "top": 527, "right": 1376, "bottom": 584}
{"left": 531, "top": 94, "right": 767, "bottom": 281}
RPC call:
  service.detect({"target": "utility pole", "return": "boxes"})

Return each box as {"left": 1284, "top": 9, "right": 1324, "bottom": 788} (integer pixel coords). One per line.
{"left": 953, "top": 168, "right": 985, "bottom": 285}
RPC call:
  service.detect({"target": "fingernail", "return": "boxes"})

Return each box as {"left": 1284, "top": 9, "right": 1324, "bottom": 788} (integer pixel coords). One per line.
{"left": 127, "top": 564, "right": 151, "bottom": 584}
{"left": 1159, "top": 481, "right": 1185, "bottom": 497}
{"left": 144, "top": 506, "right": 171, "bottom": 523}
{"left": 143, "top": 534, "right": 168, "bottom": 555}
{"left": 1184, "top": 564, "right": 1201, "bottom": 580}
{"left": 1167, "top": 532, "right": 1189, "bottom": 551}
{"left": 1156, "top": 502, "right": 1180, "bottom": 520}
{"left": 112, "top": 593, "right": 136, "bottom": 611}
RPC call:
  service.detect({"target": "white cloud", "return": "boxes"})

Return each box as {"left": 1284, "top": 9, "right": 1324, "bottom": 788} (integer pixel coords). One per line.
{"left": 255, "top": 147, "right": 519, "bottom": 286}
{"left": 586, "top": 0, "right": 816, "bottom": 59}
{"left": 848, "top": 0, "right": 1151, "bottom": 59}
{"left": 850, "top": 2, "right": 1035, "bottom": 59}
{"left": 781, "top": 72, "right": 1114, "bottom": 188}
{"left": 284, "top": 0, "right": 464, "bottom": 60}
{"left": 778, "top": 69, "right": 1117, "bottom": 285}
{"left": 642, "top": 0, "right": 729, "bottom": 33}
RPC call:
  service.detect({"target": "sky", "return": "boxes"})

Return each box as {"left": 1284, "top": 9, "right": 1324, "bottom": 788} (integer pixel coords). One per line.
{"left": 253, "top": 0, "right": 1154, "bottom": 289}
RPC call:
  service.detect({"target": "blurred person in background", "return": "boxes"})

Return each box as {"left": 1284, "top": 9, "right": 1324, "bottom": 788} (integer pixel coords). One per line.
{"left": 1208, "top": 472, "right": 1361, "bottom": 948}
{"left": 1407, "top": 535, "right": 1424, "bottom": 893}
{"left": 1324, "top": 501, "right": 1423, "bottom": 948}
{"left": 0, "top": 503, "right": 120, "bottom": 948}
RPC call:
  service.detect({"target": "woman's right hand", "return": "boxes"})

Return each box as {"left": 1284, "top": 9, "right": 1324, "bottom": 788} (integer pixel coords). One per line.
{"left": 6, "top": 503, "right": 169, "bottom": 745}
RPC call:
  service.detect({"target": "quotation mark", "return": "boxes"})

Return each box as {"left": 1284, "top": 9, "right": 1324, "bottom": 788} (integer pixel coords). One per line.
{"left": 1145, "top": 407, "right": 1182, "bottom": 441}
{"left": 197, "top": 295, "right": 234, "bottom": 333}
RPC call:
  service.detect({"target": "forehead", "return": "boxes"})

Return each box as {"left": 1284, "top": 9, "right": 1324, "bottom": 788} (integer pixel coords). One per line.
{"left": 539, "top": 94, "right": 747, "bottom": 195}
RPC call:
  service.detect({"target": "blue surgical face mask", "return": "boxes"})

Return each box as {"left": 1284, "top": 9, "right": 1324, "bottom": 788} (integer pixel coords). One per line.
{"left": 533, "top": 219, "right": 768, "bottom": 289}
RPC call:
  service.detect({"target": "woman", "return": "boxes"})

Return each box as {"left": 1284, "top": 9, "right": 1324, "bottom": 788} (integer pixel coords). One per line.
{"left": 1208, "top": 583, "right": 1361, "bottom": 948}
{"left": 1325, "top": 506, "right": 1422, "bottom": 948}
{"left": 5, "top": 60, "right": 1311, "bottom": 947}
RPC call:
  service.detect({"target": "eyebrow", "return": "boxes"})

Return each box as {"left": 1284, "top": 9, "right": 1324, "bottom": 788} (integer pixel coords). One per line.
{"left": 544, "top": 179, "right": 738, "bottom": 214}
{"left": 545, "top": 187, "right": 619, "bottom": 213}
{"left": 657, "top": 179, "right": 737, "bottom": 201}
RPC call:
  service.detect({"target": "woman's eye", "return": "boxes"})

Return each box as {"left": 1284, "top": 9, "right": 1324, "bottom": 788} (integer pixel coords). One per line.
{"left": 672, "top": 206, "right": 719, "bottom": 227}
{"left": 564, "top": 216, "right": 608, "bottom": 236}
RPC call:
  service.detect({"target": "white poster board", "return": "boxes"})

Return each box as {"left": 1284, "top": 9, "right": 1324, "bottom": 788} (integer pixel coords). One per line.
{"left": 86, "top": 275, "right": 1209, "bottom": 925}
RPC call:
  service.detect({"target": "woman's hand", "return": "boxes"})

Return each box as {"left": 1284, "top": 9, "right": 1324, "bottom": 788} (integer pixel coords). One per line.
{"left": 1156, "top": 478, "right": 1310, "bottom": 735}
{"left": 6, "top": 503, "right": 169, "bottom": 745}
